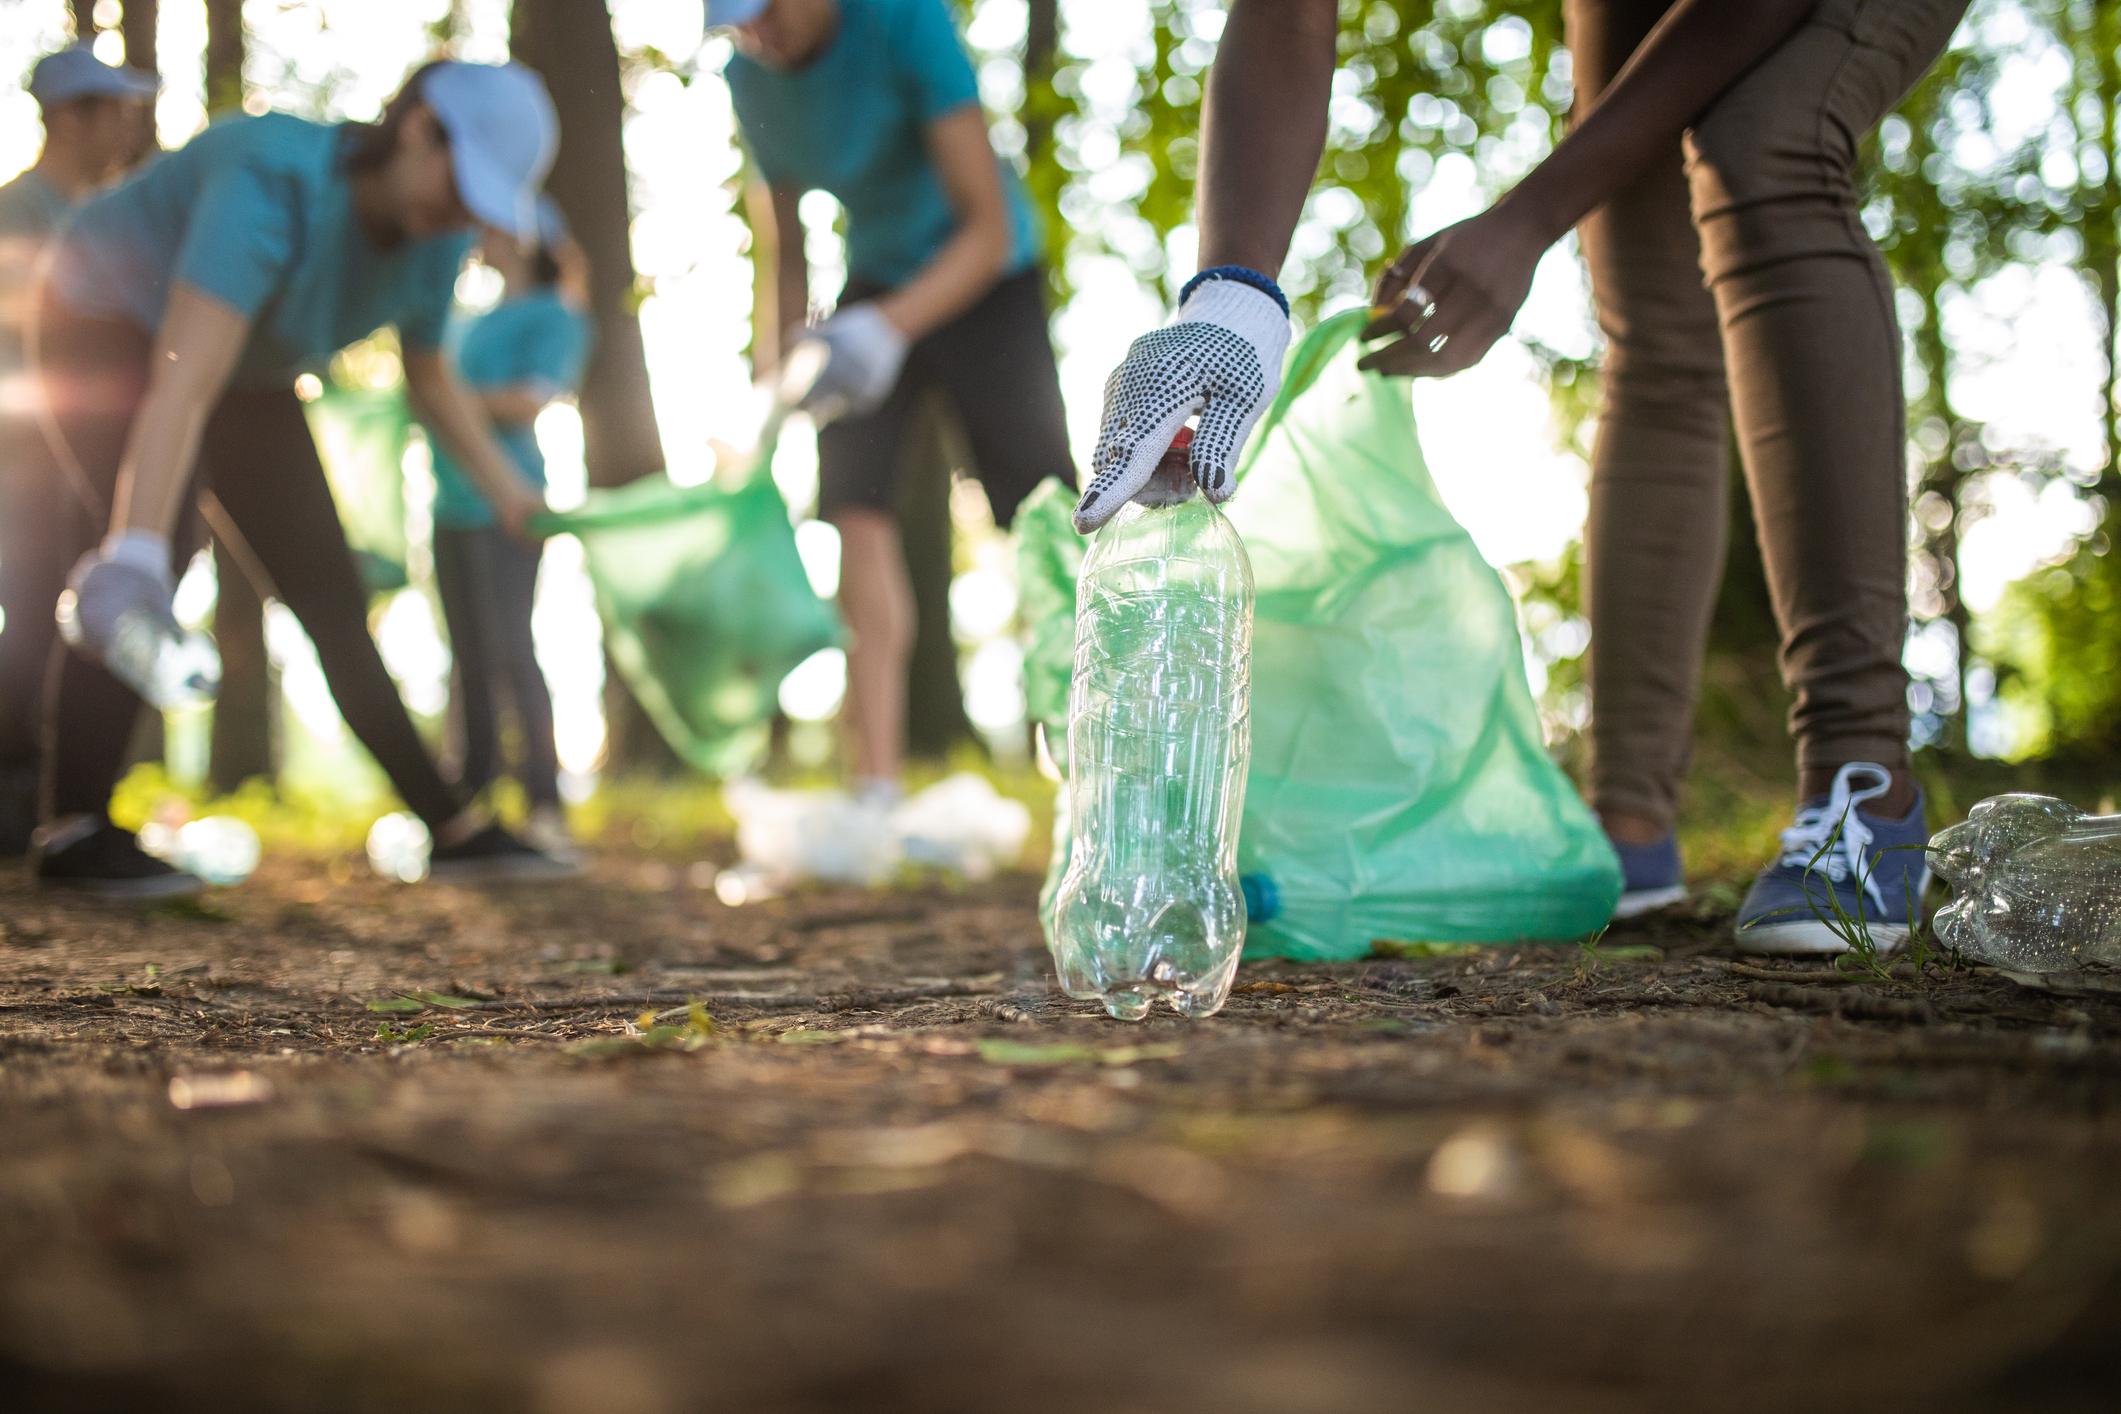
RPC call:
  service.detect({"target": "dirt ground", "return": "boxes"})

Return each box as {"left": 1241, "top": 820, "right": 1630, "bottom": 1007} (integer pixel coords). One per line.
{"left": 2, "top": 839, "right": 2118, "bottom": 1414}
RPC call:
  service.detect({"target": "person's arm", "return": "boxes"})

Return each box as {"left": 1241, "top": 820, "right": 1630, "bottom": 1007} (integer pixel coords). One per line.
{"left": 1361, "top": 0, "right": 1817, "bottom": 376}
{"left": 402, "top": 347, "right": 545, "bottom": 537}
{"left": 109, "top": 282, "right": 250, "bottom": 539}
{"left": 1195, "top": 0, "right": 1339, "bottom": 279}
{"left": 871, "top": 105, "right": 1011, "bottom": 339}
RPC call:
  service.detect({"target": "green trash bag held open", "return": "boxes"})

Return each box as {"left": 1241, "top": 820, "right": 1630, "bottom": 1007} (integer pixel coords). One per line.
{"left": 1021, "top": 310, "right": 1621, "bottom": 960}
{"left": 533, "top": 462, "right": 841, "bottom": 778}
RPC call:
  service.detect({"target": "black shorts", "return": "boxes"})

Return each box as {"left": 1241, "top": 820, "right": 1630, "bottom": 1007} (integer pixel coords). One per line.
{"left": 816, "top": 264, "right": 1074, "bottom": 530}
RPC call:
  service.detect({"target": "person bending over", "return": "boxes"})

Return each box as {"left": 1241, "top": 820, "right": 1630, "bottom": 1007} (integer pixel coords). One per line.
{"left": 29, "top": 60, "right": 577, "bottom": 896}
{"left": 713, "top": 0, "right": 1075, "bottom": 806}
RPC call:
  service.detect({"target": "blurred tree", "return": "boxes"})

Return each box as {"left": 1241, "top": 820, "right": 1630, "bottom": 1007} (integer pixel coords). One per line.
{"left": 511, "top": 0, "right": 684, "bottom": 774}
{"left": 1978, "top": 0, "right": 2121, "bottom": 767}
{"left": 201, "top": 0, "right": 280, "bottom": 796}
{"left": 119, "top": 0, "right": 155, "bottom": 74}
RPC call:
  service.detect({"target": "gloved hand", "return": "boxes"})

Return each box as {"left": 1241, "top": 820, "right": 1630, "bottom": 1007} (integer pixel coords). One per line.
{"left": 799, "top": 302, "right": 911, "bottom": 423}
{"left": 1074, "top": 272, "right": 1292, "bottom": 535}
{"left": 59, "top": 530, "right": 178, "bottom": 660}
{"left": 56, "top": 530, "right": 217, "bottom": 708}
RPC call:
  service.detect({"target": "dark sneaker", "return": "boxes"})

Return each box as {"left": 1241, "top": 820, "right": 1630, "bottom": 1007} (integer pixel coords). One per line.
{"left": 427, "top": 824, "right": 580, "bottom": 883}
{"left": 1607, "top": 828, "right": 1686, "bottom": 919}
{"left": 32, "top": 818, "right": 205, "bottom": 899}
{"left": 1735, "top": 763, "right": 1930, "bottom": 955}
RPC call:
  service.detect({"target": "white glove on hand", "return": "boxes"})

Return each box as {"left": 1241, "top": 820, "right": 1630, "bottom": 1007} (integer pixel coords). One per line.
{"left": 1075, "top": 276, "right": 1292, "bottom": 534}
{"left": 56, "top": 531, "right": 218, "bottom": 708}
{"left": 800, "top": 302, "right": 911, "bottom": 423}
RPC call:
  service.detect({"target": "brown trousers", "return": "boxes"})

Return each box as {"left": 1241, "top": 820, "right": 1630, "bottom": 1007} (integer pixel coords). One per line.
{"left": 1572, "top": 0, "right": 1970, "bottom": 830}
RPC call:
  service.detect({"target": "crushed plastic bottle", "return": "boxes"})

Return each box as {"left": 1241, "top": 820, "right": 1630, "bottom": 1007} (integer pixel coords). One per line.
{"left": 366, "top": 811, "right": 432, "bottom": 883}
{"left": 56, "top": 589, "right": 220, "bottom": 710}
{"left": 1051, "top": 429, "right": 1255, "bottom": 1020}
{"left": 1930, "top": 794, "right": 2121, "bottom": 970}
{"left": 144, "top": 816, "right": 262, "bottom": 886}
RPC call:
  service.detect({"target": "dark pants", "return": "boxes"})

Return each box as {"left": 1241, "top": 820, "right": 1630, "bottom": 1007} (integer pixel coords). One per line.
{"left": 1571, "top": 0, "right": 1970, "bottom": 830}
{"left": 818, "top": 265, "right": 1075, "bottom": 530}
{"left": 32, "top": 301, "right": 463, "bottom": 829}
{"left": 432, "top": 524, "right": 559, "bottom": 809}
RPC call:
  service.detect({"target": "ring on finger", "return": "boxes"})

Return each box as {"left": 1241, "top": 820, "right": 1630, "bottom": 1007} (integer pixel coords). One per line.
{"left": 1405, "top": 283, "right": 1435, "bottom": 317}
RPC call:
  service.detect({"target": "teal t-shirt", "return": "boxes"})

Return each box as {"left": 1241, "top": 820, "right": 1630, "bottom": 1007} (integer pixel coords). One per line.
{"left": 725, "top": 0, "right": 1040, "bottom": 289}
{"left": 47, "top": 112, "right": 471, "bottom": 388}
{"left": 428, "top": 289, "right": 593, "bottom": 529}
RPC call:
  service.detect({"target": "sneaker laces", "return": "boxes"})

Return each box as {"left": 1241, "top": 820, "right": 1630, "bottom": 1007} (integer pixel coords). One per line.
{"left": 1775, "top": 762, "right": 1893, "bottom": 911}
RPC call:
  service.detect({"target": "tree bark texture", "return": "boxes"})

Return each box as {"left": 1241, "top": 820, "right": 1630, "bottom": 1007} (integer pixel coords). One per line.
{"left": 507, "top": 0, "right": 665, "bottom": 490}
{"left": 510, "top": 0, "right": 683, "bottom": 773}
{"left": 202, "top": 0, "right": 279, "bottom": 791}
{"left": 119, "top": 0, "right": 157, "bottom": 74}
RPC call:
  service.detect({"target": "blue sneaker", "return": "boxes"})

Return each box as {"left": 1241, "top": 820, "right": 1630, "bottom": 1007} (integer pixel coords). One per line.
{"left": 1606, "top": 828, "right": 1687, "bottom": 919}
{"left": 1734, "top": 762, "right": 1930, "bottom": 954}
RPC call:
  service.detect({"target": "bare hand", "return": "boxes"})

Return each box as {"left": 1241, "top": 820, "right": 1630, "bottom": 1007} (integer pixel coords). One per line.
{"left": 1357, "top": 208, "right": 1547, "bottom": 379}
{"left": 498, "top": 488, "right": 549, "bottom": 543}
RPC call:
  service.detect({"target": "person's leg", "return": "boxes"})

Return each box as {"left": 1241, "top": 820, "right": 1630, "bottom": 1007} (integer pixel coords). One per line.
{"left": 817, "top": 283, "right": 922, "bottom": 792}
{"left": 1686, "top": 0, "right": 1971, "bottom": 813}
{"left": 1688, "top": 0, "right": 1970, "bottom": 948}
{"left": 34, "top": 310, "right": 162, "bottom": 824}
{"left": 1566, "top": 0, "right": 1733, "bottom": 849}
{"left": 829, "top": 508, "right": 916, "bottom": 790}
{"left": 487, "top": 528, "right": 561, "bottom": 809}
{"left": 916, "top": 267, "right": 1078, "bottom": 531}
{"left": 201, "top": 388, "right": 464, "bottom": 832}
{"left": 431, "top": 525, "right": 503, "bottom": 799}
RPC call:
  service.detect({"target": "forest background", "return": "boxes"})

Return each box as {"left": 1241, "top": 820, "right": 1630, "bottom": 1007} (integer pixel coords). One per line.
{"left": 5, "top": 0, "right": 2120, "bottom": 840}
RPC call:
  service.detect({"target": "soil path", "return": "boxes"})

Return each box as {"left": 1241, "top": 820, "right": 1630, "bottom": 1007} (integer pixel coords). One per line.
{"left": 3, "top": 849, "right": 2117, "bottom": 1413}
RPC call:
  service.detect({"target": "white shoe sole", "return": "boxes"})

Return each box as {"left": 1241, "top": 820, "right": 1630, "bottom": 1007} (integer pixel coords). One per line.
{"left": 1613, "top": 885, "right": 1687, "bottom": 919}
{"left": 1735, "top": 917, "right": 1910, "bottom": 955}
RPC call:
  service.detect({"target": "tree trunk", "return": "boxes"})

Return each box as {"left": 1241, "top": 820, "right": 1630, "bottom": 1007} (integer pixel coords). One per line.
{"left": 208, "top": 539, "right": 276, "bottom": 793}
{"left": 507, "top": 0, "right": 664, "bottom": 490}
{"left": 205, "top": 0, "right": 245, "bottom": 113}
{"left": 120, "top": 0, "right": 157, "bottom": 74}
{"left": 509, "top": 0, "right": 682, "bottom": 775}
{"left": 202, "top": 0, "right": 278, "bottom": 794}
{"left": 895, "top": 393, "right": 979, "bottom": 760}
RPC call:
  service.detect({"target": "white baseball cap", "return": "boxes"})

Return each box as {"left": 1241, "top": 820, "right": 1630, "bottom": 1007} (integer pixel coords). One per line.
{"left": 420, "top": 61, "right": 558, "bottom": 244}
{"left": 705, "top": 0, "right": 770, "bottom": 29}
{"left": 28, "top": 44, "right": 159, "bottom": 110}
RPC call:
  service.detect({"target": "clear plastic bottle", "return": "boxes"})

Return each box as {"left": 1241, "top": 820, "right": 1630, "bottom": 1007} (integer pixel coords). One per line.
{"left": 1930, "top": 794, "right": 2121, "bottom": 969}
{"left": 366, "top": 811, "right": 433, "bottom": 883}
{"left": 1051, "top": 431, "right": 1255, "bottom": 1020}
{"left": 56, "top": 590, "right": 220, "bottom": 710}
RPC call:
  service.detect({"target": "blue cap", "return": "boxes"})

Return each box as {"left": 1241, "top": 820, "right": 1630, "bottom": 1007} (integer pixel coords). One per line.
{"left": 420, "top": 61, "right": 557, "bottom": 243}
{"left": 27, "top": 44, "right": 159, "bottom": 110}
{"left": 705, "top": 0, "right": 770, "bottom": 28}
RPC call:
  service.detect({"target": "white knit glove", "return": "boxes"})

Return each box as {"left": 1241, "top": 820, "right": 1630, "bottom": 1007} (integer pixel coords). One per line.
{"left": 59, "top": 530, "right": 178, "bottom": 659}
{"left": 1074, "top": 275, "right": 1292, "bottom": 534}
{"left": 799, "top": 302, "right": 911, "bottom": 423}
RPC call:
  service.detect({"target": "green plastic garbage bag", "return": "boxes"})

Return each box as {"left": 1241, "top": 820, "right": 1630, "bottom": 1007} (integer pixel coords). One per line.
{"left": 534, "top": 470, "right": 842, "bottom": 777}
{"left": 1021, "top": 311, "right": 1621, "bottom": 960}
{"left": 306, "top": 384, "right": 412, "bottom": 593}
